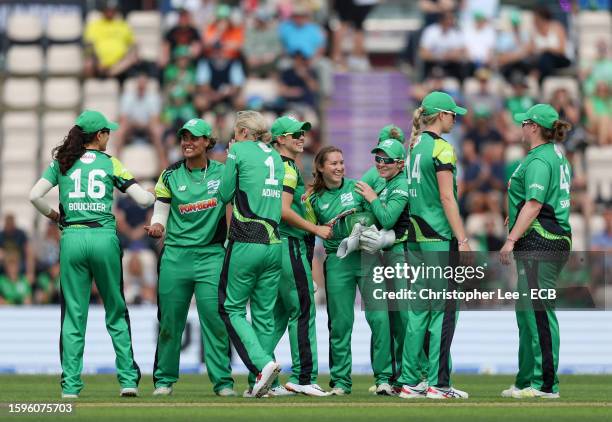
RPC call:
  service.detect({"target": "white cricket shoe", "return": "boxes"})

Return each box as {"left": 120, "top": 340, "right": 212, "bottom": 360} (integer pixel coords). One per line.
{"left": 330, "top": 387, "right": 349, "bottom": 396}
{"left": 61, "top": 393, "right": 78, "bottom": 399}
{"left": 153, "top": 386, "right": 173, "bottom": 396}
{"left": 216, "top": 387, "right": 238, "bottom": 397}
{"left": 252, "top": 361, "right": 281, "bottom": 398}
{"left": 286, "top": 383, "right": 330, "bottom": 397}
{"left": 501, "top": 385, "right": 520, "bottom": 398}
{"left": 511, "top": 386, "right": 559, "bottom": 399}
{"left": 376, "top": 383, "right": 394, "bottom": 396}
{"left": 120, "top": 387, "right": 139, "bottom": 397}
{"left": 398, "top": 384, "right": 428, "bottom": 399}
{"left": 269, "top": 385, "right": 296, "bottom": 396}
{"left": 426, "top": 386, "right": 469, "bottom": 399}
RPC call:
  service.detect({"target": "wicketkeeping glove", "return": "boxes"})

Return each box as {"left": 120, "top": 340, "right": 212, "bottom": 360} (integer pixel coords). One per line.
{"left": 337, "top": 223, "right": 364, "bottom": 258}
{"left": 360, "top": 227, "right": 396, "bottom": 253}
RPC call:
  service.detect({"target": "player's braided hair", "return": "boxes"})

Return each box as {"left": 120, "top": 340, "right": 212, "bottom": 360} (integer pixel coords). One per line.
{"left": 52, "top": 125, "right": 97, "bottom": 175}
{"left": 235, "top": 110, "right": 272, "bottom": 143}
{"left": 311, "top": 145, "right": 343, "bottom": 194}
{"left": 408, "top": 106, "right": 438, "bottom": 147}
{"left": 539, "top": 119, "right": 572, "bottom": 143}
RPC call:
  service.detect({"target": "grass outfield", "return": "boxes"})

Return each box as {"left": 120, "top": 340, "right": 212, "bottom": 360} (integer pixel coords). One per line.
{"left": 1, "top": 374, "right": 611, "bottom": 421}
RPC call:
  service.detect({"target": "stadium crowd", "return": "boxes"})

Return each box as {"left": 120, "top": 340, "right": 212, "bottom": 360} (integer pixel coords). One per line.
{"left": 0, "top": 0, "right": 610, "bottom": 305}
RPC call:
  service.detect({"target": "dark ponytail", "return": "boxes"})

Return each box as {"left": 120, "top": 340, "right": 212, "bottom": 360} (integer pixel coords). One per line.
{"left": 540, "top": 119, "right": 572, "bottom": 143}
{"left": 310, "top": 146, "right": 342, "bottom": 194}
{"left": 52, "top": 125, "right": 95, "bottom": 174}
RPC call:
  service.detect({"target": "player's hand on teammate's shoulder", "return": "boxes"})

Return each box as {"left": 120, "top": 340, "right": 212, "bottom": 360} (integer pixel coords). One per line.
{"left": 145, "top": 223, "right": 165, "bottom": 238}
{"left": 355, "top": 181, "right": 377, "bottom": 203}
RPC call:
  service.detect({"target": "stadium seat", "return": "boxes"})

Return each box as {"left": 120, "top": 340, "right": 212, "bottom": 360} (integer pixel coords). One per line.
{"left": 1, "top": 112, "right": 39, "bottom": 164}
{"left": 576, "top": 11, "right": 612, "bottom": 31}
{"left": 2, "top": 78, "right": 41, "bottom": 109}
{"left": 84, "top": 78, "right": 120, "bottom": 98}
{"left": 569, "top": 213, "right": 586, "bottom": 251}
{"left": 127, "top": 11, "right": 162, "bottom": 62}
{"left": 244, "top": 78, "right": 280, "bottom": 103}
{"left": 6, "top": 13, "right": 43, "bottom": 42}
{"left": 123, "top": 77, "right": 160, "bottom": 94}
{"left": 43, "top": 78, "right": 81, "bottom": 109}
{"left": 442, "top": 77, "right": 461, "bottom": 93}
{"left": 41, "top": 112, "right": 77, "bottom": 164}
{"left": 585, "top": 146, "right": 612, "bottom": 203}
{"left": 5, "top": 46, "right": 44, "bottom": 75}
{"left": 542, "top": 77, "right": 580, "bottom": 103}
{"left": 0, "top": 164, "right": 37, "bottom": 201}
{"left": 82, "top": 98, "right": 119, "bottom": 121}
{"left": 119, "top": 143, "right": 159, "bottom": 179}
{"left": 590, "top": 214, "right": 605, "bottom": 239}
{"left": 463, "top": 76, "right": 505, "bottom": 97}
{"left": 46, "top": 12, "right": 83, "bottom": 42}
{"left": 47, "top": 44, "right": 83, "bottom": 75}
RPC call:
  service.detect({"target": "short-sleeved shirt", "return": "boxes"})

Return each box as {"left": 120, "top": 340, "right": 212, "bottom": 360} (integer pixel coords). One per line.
{"left": 219, "top": 141, "right": 284, "bottom": 244}
{"left": 420, "top": 24, "right": 464, "bottom": 56}
{"left": 155, "top": 159, "right": 226, "bottom": 248}
{"left": 84, "top": 17, "right": 134, "bottom": 68}
{"left": 119, "top": 91, "right": 161, "bottom": 126}
{"left": 279, "top": 156, "right": 307, "bottom": 239}
{"left": 407, "top": 131, "right": 458, "bottom": 242}
{"left": 0, "top": 276, "right": 31, "bottom": 304}
{"left": 278, "top": 20, "right": 324, "bottom": 59}
{"left": 508, "top": 142, "right": 572, "bottom": 238}
{"left": 42, "top": 150, "right": 136, "bottom": 229}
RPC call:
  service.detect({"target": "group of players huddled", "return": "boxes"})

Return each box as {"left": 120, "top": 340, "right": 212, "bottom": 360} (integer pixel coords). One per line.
{"left": 29, "top": 91, "right": 572, "bottom": 400}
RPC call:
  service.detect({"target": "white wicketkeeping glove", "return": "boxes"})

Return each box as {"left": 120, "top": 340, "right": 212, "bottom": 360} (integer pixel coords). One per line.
{"left": 360, "top": 228, "right": 396, "bottom": 253}
{"left": 337, "top": 223, "right": 364, "bottom": 258}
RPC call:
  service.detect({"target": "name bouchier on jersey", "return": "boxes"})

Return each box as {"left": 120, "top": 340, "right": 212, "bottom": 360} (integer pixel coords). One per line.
{"left": 178, "top": 198, "right": 218, "bottom": 215}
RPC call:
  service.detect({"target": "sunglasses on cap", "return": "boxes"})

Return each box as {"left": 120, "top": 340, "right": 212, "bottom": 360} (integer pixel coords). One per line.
{"left": 374, "top": 155, "right": 398, "bottom": 164}
{"left": 282, "top": 130, "right": 305, "bottom": 139}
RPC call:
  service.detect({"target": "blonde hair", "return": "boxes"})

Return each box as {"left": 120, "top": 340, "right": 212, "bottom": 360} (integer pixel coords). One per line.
{"left": 235, "top": 110, "right": 272, "bottom": 143}
{"left": 408, "top": 107, "right": 439, "bottom": 147}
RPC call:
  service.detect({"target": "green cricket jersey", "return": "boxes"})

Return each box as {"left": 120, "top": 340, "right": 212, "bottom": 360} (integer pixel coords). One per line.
{"left": 155, "top": 159, "right": 227, "bottom": 247}
{"left": 407, "top": 131, "right": 457, "bottom": 242}
{"left": 508, "top": 142, "right": 572, "bottom": 240}
{"left": 219, "top": 140, "right": 284, "bottom": 244}
{"left": 304, "top": 178, "right": 366, "bottom": 253}
{"left": 279, "top": 156, "right": 307, "bottom": 239}
{"left": 370, "top": 172, "right": 411, "bottom": 244}
{"left": 42, "top": 150, "right": 136, "bottom": 229}
{"left": 0, "top": 275, "right": 31, "bottom": 304}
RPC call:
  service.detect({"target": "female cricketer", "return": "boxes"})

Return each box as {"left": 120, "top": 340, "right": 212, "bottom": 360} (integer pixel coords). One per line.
{"left": 500, "top": 104, "right": 572, "bottom": 399}
{"left": 355, "top": 139, "right": 412, "bottom": 393}
{"left": 217, "top": 110, "right": 285, "bottom": 398}
{"left": 304, "top": 146, "right": 393, "bottom": 395}
{"left": 361, "top": 124, "right": 406, "bottom": 193}
{"left": 29, "top": 110, "right": 155, "bottom": 398}
{"left": 265, "top": 116, "right": 332, "bottom": 397}
{"left": 146, "top": 118, "right": 235, "bottom": 397}
{"left": 395, "top": 91, "right": 471, "bottom": 399}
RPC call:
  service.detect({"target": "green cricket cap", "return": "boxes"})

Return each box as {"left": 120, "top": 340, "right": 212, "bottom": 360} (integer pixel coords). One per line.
{"left": 216, "top": 4, "right": 231, "bottom": 18}
{"left": 422, "top": 91, "right": 467, "bottom": 116}
{"left": 270, "top": 116, "right": 311, "bottom": 141}
{"left": 514, "top": 103, "right": 559, "bottom": 129}
{"left": 75, "top": 110, "right": 118, "bottom": 133}
{"left": 371, "top": 138, "right": 406, "bottom": 160}
{"left": 378, "top": 124, "right": 405, "bottom": 144}
{"left": 177, "top": 118, "right": 213, "bottom": 137}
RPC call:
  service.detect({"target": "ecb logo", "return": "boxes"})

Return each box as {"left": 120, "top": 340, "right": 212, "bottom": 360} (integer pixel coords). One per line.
{"left": 340, "top": 192, "right": 354, "bottom": 206}
{"left": 207, "top": 179, "right": 220, "bottom": 193}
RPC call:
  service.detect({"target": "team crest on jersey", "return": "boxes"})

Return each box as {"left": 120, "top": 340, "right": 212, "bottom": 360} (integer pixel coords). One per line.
{"left": 340, "top": 192, "right": 354, "bottom": 206}
{"left": 207, "top": 179, "right": 220, "bottom": 194}
{"left": 178, "top": 198, "right": 218, "bottom": 214}
{"left": 80, "top": 152, "right": 96, "bottom": 164}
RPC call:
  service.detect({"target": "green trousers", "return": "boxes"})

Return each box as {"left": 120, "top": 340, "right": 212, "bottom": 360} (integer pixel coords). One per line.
{"left": 398, "top": 241, "right": 458, "bottom": 388}
{"left": 270, "top": 237, "right": 318, "bottom": 385}
{"left": 514, "top": 258, "right": 562, "bottom": 393}
{"left": 59, "top": 228, "right": 140, "bottom": 394}
{"left": 219, "top": 241, "right": 282, "bottom": 377}
{"left": 153, "top": 244, "right": 234, "bottom": 392}
{"left": 324, "top": 252, "right": 392, "bottom": 392}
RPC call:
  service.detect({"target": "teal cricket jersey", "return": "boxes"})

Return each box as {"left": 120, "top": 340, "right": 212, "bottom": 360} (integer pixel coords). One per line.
{"left": 279, "top": 156, "right": 307, "bottom": 239}
{"left": 42, "top": 150, "right": 136, "bottom": 229}
{"left": 304, "top": 178, "right": 366, "bottom": 253}
{"left": 370, "top": 172, "right": 411, "bottom": 244}
{"left": 154, "top": 159, "right": 227, "bottom": 248}
{"left": 508, "top": 142, "right": 572, "bottom": 240}
{"left": 219, "top": 140, "right": 285, "bottom": 244}
{"left": 407, "top": 131, "right": 457, "bottom": 242}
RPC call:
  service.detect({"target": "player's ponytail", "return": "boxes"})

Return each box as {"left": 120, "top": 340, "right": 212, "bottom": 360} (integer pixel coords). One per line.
{"left": 52, "top": 125, "right": 95, "bottom": 175}
{"left": 540, "top": 119, "right": 572, "bottom": 143}
{"left": 235, "top": 110, "right": 272, "bottom": 143}
{"left": 311, "top": 146, "right": 342, "bottom": 194}
{"left": 409, "top": 107, "right": 424, "bottom": 147}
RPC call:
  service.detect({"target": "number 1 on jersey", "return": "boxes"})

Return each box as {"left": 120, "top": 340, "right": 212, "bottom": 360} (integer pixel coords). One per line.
{"left": 264, "top": 156, "right": 278, "bottom": 186}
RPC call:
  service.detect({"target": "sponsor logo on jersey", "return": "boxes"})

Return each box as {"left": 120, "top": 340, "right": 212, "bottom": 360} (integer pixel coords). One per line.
{"left": 178, "top": 185, "right": 187, "bottom": 192}
{"left": 80, "top": 152, "right": 96, "bottom": 164}
{"left": 340, "top": 192, "right": 354, "bottom": 206}
{"left": 393, "top": 189, "right": 409, "bottom": 197}
{"left": 227, "top": 153, "right": 236, "bottom": 160}
{"left": 529, "top": 183, "right": 544, "bottom": 191}
{"left": 207, "top": 179, "right": 220, "bottom": 194}
{"left": 178, "top": 198, "right": 218, "bottom": 214}
{"left": 320, "top": 203, "right": 329, "bottom": 210}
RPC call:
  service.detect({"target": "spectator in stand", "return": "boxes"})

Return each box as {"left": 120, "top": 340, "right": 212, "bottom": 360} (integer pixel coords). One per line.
{"left": 464, "top": 67, "right": 503, "bottom": 129}
{"left": 115, "top": 73, "right": 167, "bottom": 168}
{"left": 162, "top": 86, "right": 197, "bottom": 135}
{"left": 279, "top": 51, "right": 320, "bottom": 111}
{"left": 123, "top": 250, "right": 156, "bottom": 304}
{"left": 419, "top": 11, "right": 467, "bottom": 81}
{"left": 184, "top": 0, "right": 217, "bottom": 29}
{"left": 0, "top": 214, "right": 34, "bottom": 282}
{"left": 194, "top": 42, "right": 246, "bottom": 113}
{"left": 419, "top": 0, "right": 458, "bottom": 27}
{"left": 500, "top": 72, "right": 536, "bottom": 143}
{"left": 529, "top": 6, "right": 571, "bottom": 83}
{"left": 0, "top": 251, "right": 31, "bottom": 305}
{"left": 550, "top": 86, "right": 581, "bottom": 128}
{"left": 461, "top": 141, "right": 505, "bottom": 214}
{"left": 494, "top": 10, "right": 532, "bottom": 82}
{"left": 411, "top": 66, "right": 463, "bottom": 102}
{"left": 203, "top": 4, "right": 245, "bottom": 60}
{"left": 33, "top": 221, "right": 60, "bottom": 304}
{"left": 159, "top": 8, "right": 201, "bottom": 68}
{"left": 463, "top": 104, "right": 503, "bottom": 153}
{"left": 115, "top": 194, "right": 154, "bottom": 252}
{"left": 585, "top": 80, "right": 612, "bottom": 145}
{"left": 243, "top": 8, "right": 283, "bottom": 77}
{"left": 164, "top": 45, "right": 197, "bottom": 97}
{"left": 592, "top": 208, "right": 612, "bottom": 252}
{"left": 580, "top": 39, "right": 612, "bottom": 95}
{"left": 83, "top": 0, "right": 139, "bottom": 83}
{"left": 331, "top": 0, "right": 377, "bottom": 71}
{"left": 462, "top": 10, "right": 496, "bottom": 73}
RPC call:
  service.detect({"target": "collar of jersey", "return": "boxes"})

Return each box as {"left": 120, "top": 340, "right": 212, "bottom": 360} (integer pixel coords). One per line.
{"left": 527, "top": 142, "right": 550, "bottom": 154}
{"left": 184, "top": 158, "right": 209, "bottom": 172}
{"left": 281, "top": 155, "right": 295, "bottom": 163}
{"left": 326, "top": 178, "right": 345, "bottom": 191}
{"left": 422, "top": 130, "right": 443, "bottom": 140}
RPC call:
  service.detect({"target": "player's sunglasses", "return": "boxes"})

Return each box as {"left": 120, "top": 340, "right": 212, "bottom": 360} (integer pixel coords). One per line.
{"left": 522, "top": 120, "right": 534, "bottom": 127}
{"left": 374, "top": 155, "right": 397, "bottom": 164}
{"left": 99, "top": 129, "right": 110, "bottom": 134}
{"left": 282, "top": 130, "right": 305, "bottom": 139}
